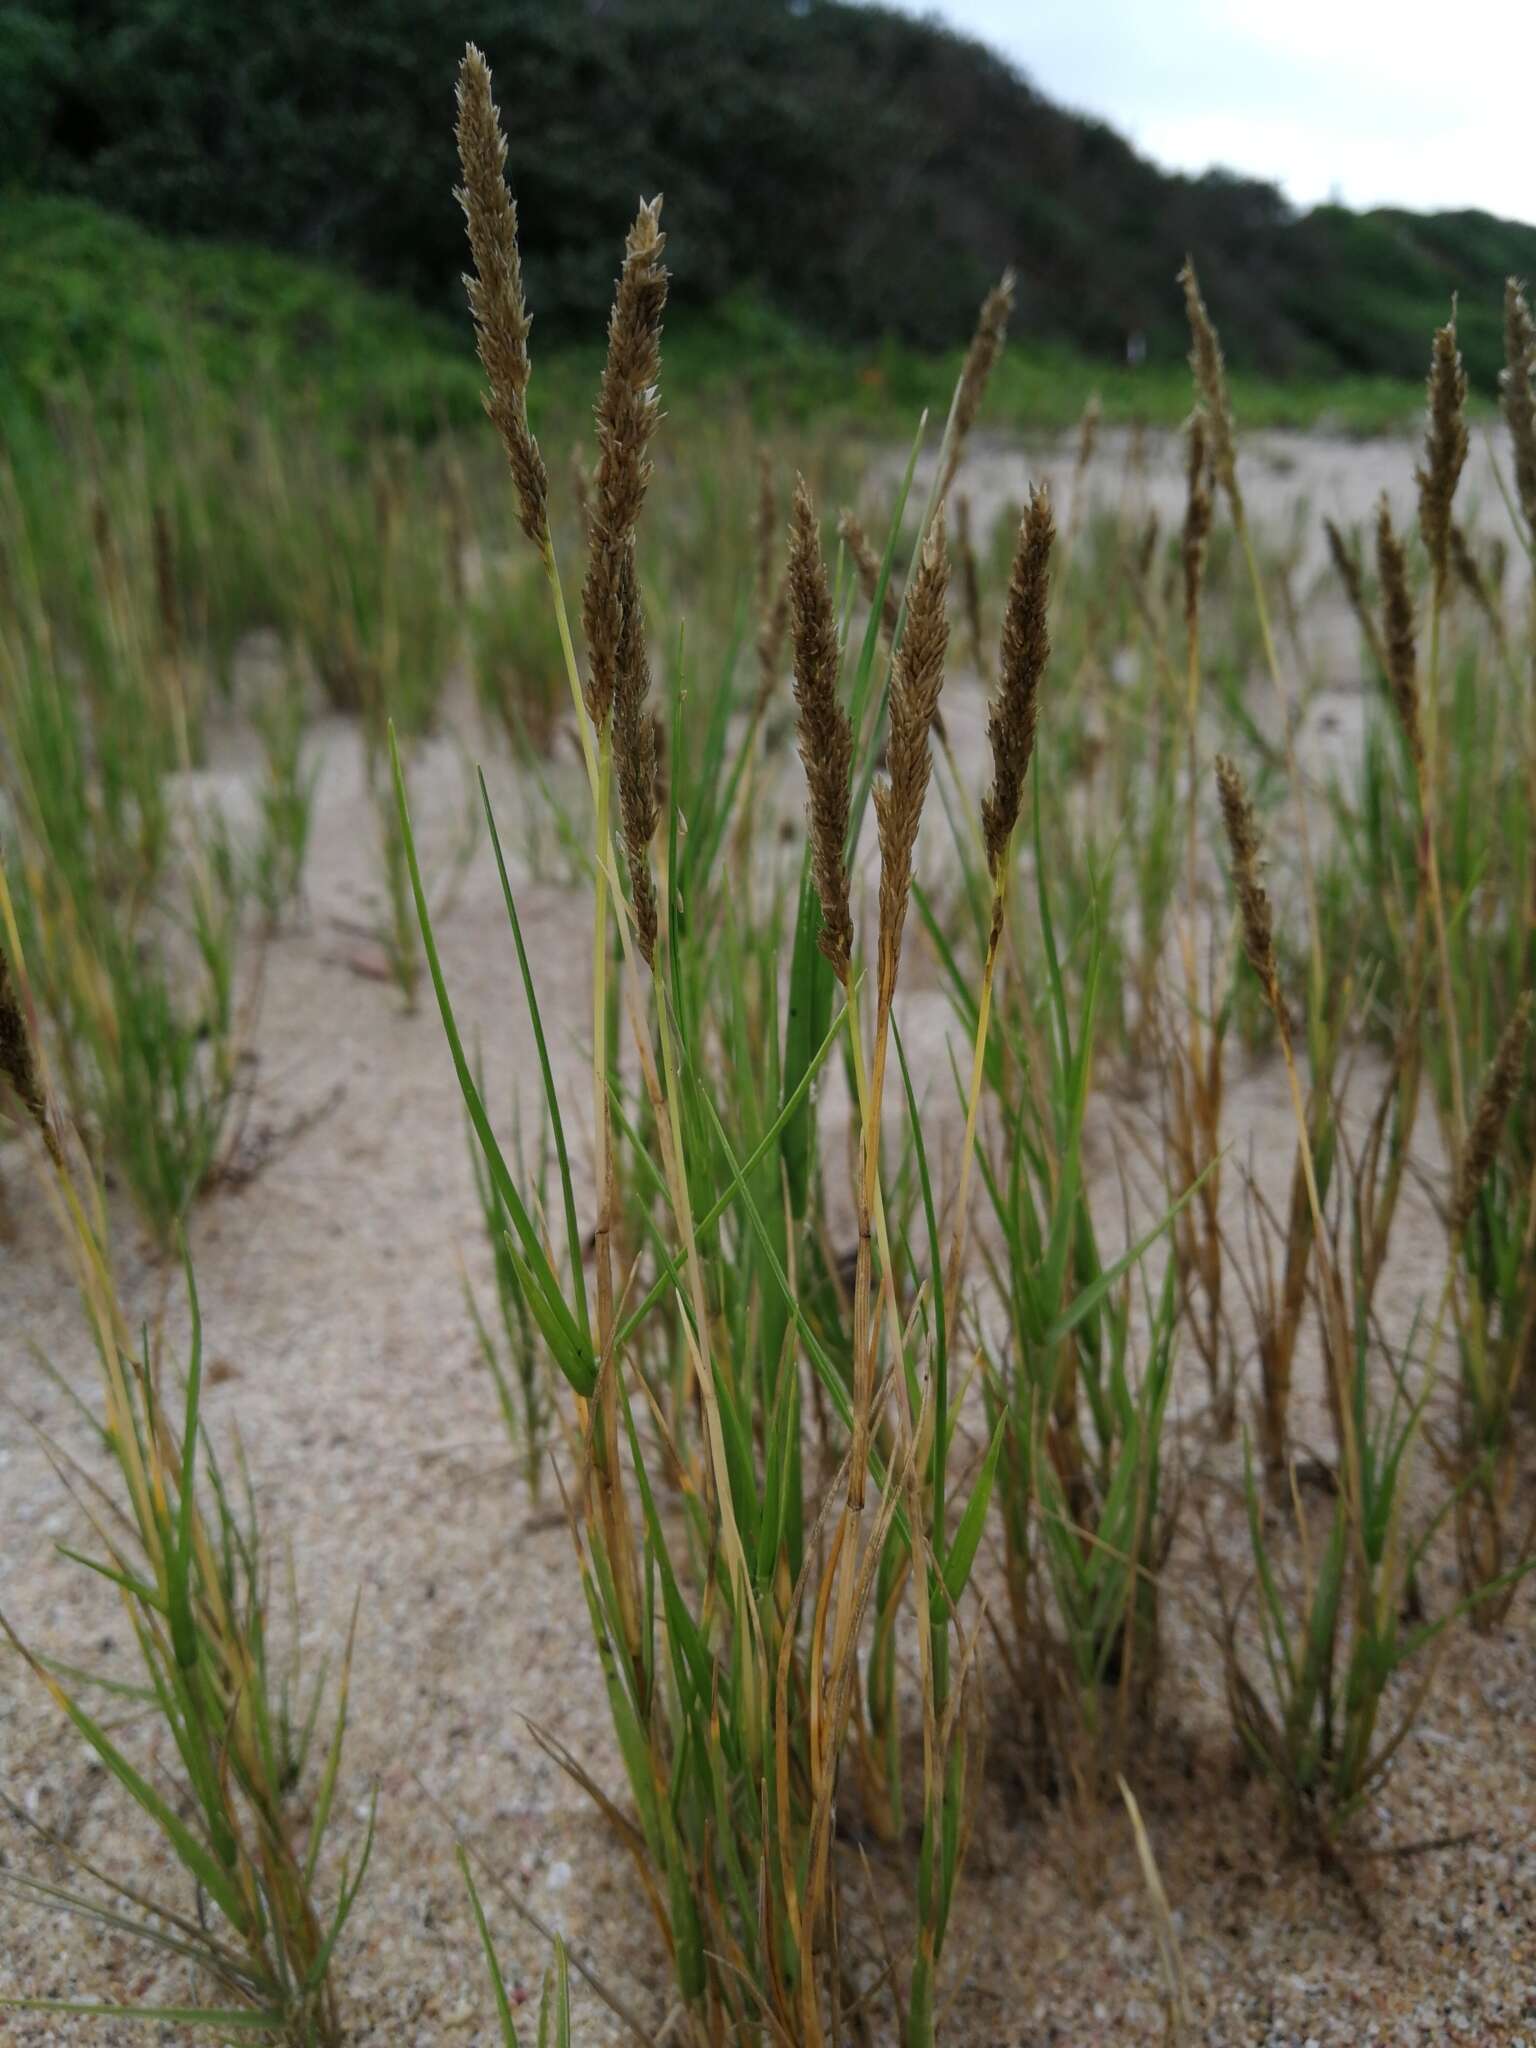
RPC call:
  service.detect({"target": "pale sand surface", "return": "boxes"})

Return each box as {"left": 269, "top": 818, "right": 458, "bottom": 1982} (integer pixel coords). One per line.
{"left": 4, "top": 429, "right": 1535, "bottom": 2045}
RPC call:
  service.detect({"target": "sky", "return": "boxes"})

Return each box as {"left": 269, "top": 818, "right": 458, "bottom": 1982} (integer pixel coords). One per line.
{"left": 883, "top": 1, "right": 1536, "bottom": 223}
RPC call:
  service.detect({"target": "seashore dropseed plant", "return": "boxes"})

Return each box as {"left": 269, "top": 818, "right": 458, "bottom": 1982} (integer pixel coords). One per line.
{"left": 0, "top": 883, "right": 367, "bottom": 2042}
{"left": 385, "top": 46, "right": 1060, "bottom": 2045}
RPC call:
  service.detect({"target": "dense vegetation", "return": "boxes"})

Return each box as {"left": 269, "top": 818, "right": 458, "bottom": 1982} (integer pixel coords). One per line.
{"left": 1, "top": 193, "right": 1441, "bottom": 441}
{"left": 7, "top": 0, "right": 1536, "bottom": 387}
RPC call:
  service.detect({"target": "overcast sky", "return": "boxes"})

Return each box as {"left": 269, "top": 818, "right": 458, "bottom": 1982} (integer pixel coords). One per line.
{"left": 885, "top": 1, "right": 1536, "bottom": 222}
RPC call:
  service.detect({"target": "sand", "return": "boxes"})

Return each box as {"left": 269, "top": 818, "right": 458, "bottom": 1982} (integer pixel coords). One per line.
{"left": 3, "top": 427, "right": 1535, "bottom": 2046}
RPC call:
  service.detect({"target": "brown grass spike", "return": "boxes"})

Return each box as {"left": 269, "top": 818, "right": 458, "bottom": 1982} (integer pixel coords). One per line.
{"left": 1178, "top": 259, "right": 1242, "bottom": 520}
{"left": 838, "top": 509, "right": 900, "bottom": 644}
{"left": 455, "top": 46, "right": 550, "bottom": 549}
{"left": 1416, "top": 310, "right": 1469, "bottom": 594}
{"left": 581, "top": 197, "right": 668, "bottom": 733}
{"left": 874, "top": 514, "right": 949, "bottom": 1004}
{"left": 789, "top": 479, "right": 854, "bottom": 978}
{"left": 1500, "top": 280, "right": 1536, "bottom": 537}
{"left": 1374, "top": 497, "right": 1424, "bottom": 774}
{"left": 938, "top": 271, "right": 1015, "bottom": 501}
{"left": 1214, "top": 754, "right": 1286, "bottom": 1037}
{"left": 981, "top": 486, "right": 1054, "bottom": 876}
{"left": 1451, "top": 995, "right": 1533, "bottom": 1237}
{"left": 1181, "top": 410, "right": 1213, "bottom": 640}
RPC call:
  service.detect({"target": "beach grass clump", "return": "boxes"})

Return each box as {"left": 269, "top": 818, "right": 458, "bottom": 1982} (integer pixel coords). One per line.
{"left": 384, "top": 49, "right": 1068, "bottom": 2042}
{"left": 0, "top": 535, "right": 250, "bottom": 1244}
{"left": 0, "top": 903, "right": 366, "bottom": 2040}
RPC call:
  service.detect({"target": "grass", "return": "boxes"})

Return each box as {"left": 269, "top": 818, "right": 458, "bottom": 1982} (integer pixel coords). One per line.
{"left": 0, "top": 892, "right": 366, "bottom": 2038}
{"left": 2, "top": 46, "right": 1536, "bottom": 2042}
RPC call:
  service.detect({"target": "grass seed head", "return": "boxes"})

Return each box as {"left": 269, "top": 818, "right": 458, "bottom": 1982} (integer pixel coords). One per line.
{"left": 938, "top": 270, "right": 1015, "bottom": 500}
{"left": 1326, "top": 514, "right": 1388, "bottom": 674}
{"left": 613, "top": 547, "right": 660, "bottom": 964}
{"left": 1323, "top": 517, "right": 1366, "bottom": 615}
{"left": 1416, "top": 311, "right": 1468, "bottom": 593}
{"left": 1451, "top": 995, "right": 1532, "bottom": 1236}
{"left": 581, "top": 196, "right": 668, "bottom": 730}
{"left": 789, "top": 478, "right": 853, "bottom": 978}
{"left": 1178, "top": 259, "right": 1241, "bottom": 518}
{"left": 455, "top": 46, "right": 549, "bottom": 549}
{"left": 1501, "top": 279, "right": 1536, "bottom": 537}
{"left": 838, "top": 508, "right": 900, "bottom": 642}
{"left": 1182, "top": 408, "right": 1214, "bottom": 639}
{"left": 1374, "top": 497, "right": 1423, "bottom": 773}
{"left": 982, "top": 485, "right": 1053, "bottom": 876}
{"left": 875, "top": 512, "right": 949, "bottom": 995}
{"left": 1450, "top": 523, "right": 1500, "bottom": 636}
{"left": 0, "top": 937, "right": 46, "bottom": 1138}
{"left": 1214, "top": 754, "right": 1285, "bottom": 1030}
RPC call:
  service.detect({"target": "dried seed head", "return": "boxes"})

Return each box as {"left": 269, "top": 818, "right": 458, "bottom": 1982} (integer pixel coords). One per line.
{"left": 982, "top": 486, "right": 1053, "bottom": 876}
{"left": 1214, "top": 755, "right": 1285, "bottom": 1033}
{"left": 789, "top": 479, "right": 853, "bottom": 979}
{"left": 1324, "top": 517, "right": 1365, "bottom": 614}
{"left": 938, "top": 270, "right": 1015, "bottom": 502}
{"left": 1182, "top": 409, "right": 1213, "bottom": 640}
{"left": 456, "top": 46, "right": 550, "bottom": 549}
{"left": 0, "top": 938, "right": 48, "bottom": 1144}
{"left": 874, "top": 514, "right": 949, "bottom": 1000}
{"left": 581, "top": 197, "right": 668, "bottom": 731}
{"left": 837, "top": 509, "right": 900, "bottom": 643}
{"left": 1325, "top": 516, "right": 1386, "bottom": 676}
{"left": 1500, "top": 280, "right": 1536, "bottom": 538}
{"left": 1416, "top": 312, "right": 1468, "bottom": 594}
{"left": 1178, "top": 259, "right": 1241, "bottom": 519}
{"left": 1374, "top": 498, "right": 1423, "bottom": 774}
{"left": 1450, "top": 523, "right": 1503, "bottom": 643}
{"left": 954, "top": 494, "right": 987, "bottom": 680}
{"left": 1451, "top": 995, "right": 1532, "bottom": 1236}
{"left": 612, "top": 549, "right": 660, "bottom": 965}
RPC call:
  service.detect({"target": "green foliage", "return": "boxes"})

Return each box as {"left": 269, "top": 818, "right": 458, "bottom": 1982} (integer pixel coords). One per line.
{"left": 0, "top": 195, "right": 484, "bottom": 438}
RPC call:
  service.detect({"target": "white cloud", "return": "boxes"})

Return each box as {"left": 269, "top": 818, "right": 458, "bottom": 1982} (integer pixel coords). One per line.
{"left": 881, "top": 0, "right": 1536, "bottom": 219}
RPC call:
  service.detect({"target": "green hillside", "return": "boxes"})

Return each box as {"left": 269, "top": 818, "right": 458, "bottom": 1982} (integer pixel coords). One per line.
{"left": 6, "top": 0, "right": 1534, "bottom": 396}
{"left": 0, "top": 194, "right": 1447, "bottom": 442}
